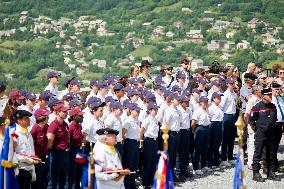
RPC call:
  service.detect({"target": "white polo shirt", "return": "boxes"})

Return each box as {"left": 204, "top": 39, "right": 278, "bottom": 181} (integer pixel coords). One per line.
{"left": 208, "top": 103, "right": 224, "bottom": 122}
{"left": 123, "top": 116, "right": 140, "bottom": 140}
{"left": 192, "top": 107, "right": 211, "bottom": 126}
{"left": 141, "top": 115, "right": 159, "bottom": 139}
{"left": 104, "top": 114, "right": 123, "bottom": 142}
{"left": 220, "top": 89, "right": 237, "bottom": 114}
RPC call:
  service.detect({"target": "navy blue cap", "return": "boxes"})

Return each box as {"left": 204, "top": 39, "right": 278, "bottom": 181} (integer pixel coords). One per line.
{"left": 176, "top": 71, "right": 186, "bottom": 78}
{"left": 127, "top": 103, "right": 141, "bottom": 112}
{"left": 226, "top": 77, "right": 235, "bottom": 84}
{"left": 145, "top": 92, "right": 156, "bottom": 102}
{"left": 13, "top": 110, "right": 32, "bottom": 119}
{"left": 113, "top": 83, "right": 124, "bottom": 91}
{"left": 47, "top": 71, "right": 60, "bottom": 79}
{"left": 244, "top": 73, "right": 257, "bottom": 79}
{"left": 96, "top": 128, "right": 119, "bottom": 136}
{"left": 89, "top": 98, "right": 105, "bottom": 110}
{"left": 180, "top": 95, "right": 190, "bottom": 101}
{"left": 182, "top": 90, "right": 191, "bottom": 96}
{"left": 197, "top": 78, "right": 207, "bottom": 84}
{"left": 64, "top": 77, "right": 75, "bottom": 88}
{"left": 70, "top": 79, "right": 82, "bottom": 86}
{"left": 123, "top": 99, "right": 131, "bottom": 108}
{"left": 154, "top": 77, "right": 165, "bottom": 85}
{"left": 69, "top": 99, "right": 83, "bottom": 107}
{"left": 171, "top": 85, "right": 182, "bottom": 93}
{"left": 164, "top": 90, "right": 172, "bottom": 98}
{"left": 39, "top": 91, "right": 52, "bottom": 101}
{"left": 105, "top": 96, "right": 115, "bottom": 103}
{"left": 98, "top": 82, "right": 108, "bottom": 89}
{"left": 137, "top": 77, "right": 146, "bottom": 83}
{"left": 109, "top": 101, "right": 123, "bottom": 109}
{"left": 127, "top": 90, "right": 139, "bottom": 97}
{"left": 147, "top": 102, "right": 159, "bottom": 110}
{"left": 154, "top": 84, "right": 165, "bottom": 91}
{"left": 48, "top": 97, "right": 61, "bottom": 108}
{"left": 107, "top": 77, "right": 119, "bottom": 85}
{"left": 262, "top": 88, "right": 272, "bottom": 95}
{"left": 170, "top": 93, "right": 181, "bottom": 100}
{"left": 192, "top": 88, "right": 201, "bottom": 94}
{"left": 87, "top": 96, "right": 96, "bottom": 106}
{"left": 90, "top": 79, "right": 99, "bottom": 88}
{"left": 26, "top": 92, "right": 37, "bottom": 100}
{"left": 129, "top": 78, "right": 139, "bottom": 85}
{"left": 211, "top": 92, "right": 223, "bottom": 100}
{"left": 199, "top": 96, "right": 209, "bottom": 103}
{"left": 62, "top": 92, "right": 74, "bottom": 101}
{"left": 211, "top": 79, "right": 221, "bottom": 86}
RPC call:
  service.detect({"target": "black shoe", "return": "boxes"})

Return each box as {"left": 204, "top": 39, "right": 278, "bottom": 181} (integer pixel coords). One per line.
{"left": 267, "top": 171, "right": 281, "bottom": 181}
{"left": 253, "top": 172, "right": 265, "bottom": 182}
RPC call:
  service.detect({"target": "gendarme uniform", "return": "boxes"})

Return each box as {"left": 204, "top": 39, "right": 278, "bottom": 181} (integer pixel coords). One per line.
{"left": 93, "top": 129, "right": 125, "bottom": 189}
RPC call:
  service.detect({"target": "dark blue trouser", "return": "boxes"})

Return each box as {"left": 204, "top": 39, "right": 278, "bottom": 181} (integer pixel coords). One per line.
{"left": 115, "top": 142, "right": 123, "bottom": 158}
{"left": 67, "top": 146, "right": 83, "bottom": 189}
{"left": 221, "top": 114, "right": 236, "bottom": 161}
{"left": 141, "top": 137, "right": 158, "bottom": 187}
{"left": 207, "top": 121, "right": 223, "bottom": 167}
{"left": 193, "top": 125, "right": 210, "bottom": 170}
{"left": 31, "top": 156, "right": 49, "bottom": 189}
{"left": 168, "top": 131, "right": 180, "bottom": 173}
{"left": 123, "top": 139, "right": 140, "bottom": 189}
{"left": 48, "top": 149, "right": 68, "bottom": 189}
{"left": 176, "top": 129, "right": 190, "bottom": 174}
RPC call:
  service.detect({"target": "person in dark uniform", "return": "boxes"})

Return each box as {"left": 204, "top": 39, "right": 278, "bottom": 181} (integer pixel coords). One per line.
{"left": 249, "top": 88, "right": 281, "bottom": 182}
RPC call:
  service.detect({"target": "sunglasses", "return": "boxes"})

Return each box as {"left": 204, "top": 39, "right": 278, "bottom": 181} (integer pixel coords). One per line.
{"left": 183, "top": 63, "right": 189, "bottom": 65}
{"left": 260, "top": 77, "right": 267, "bottom": 80}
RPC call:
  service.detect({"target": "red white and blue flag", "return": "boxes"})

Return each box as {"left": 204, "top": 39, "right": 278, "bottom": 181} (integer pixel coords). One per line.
{"left": 153, "top": 151, "right": 174, "bottom": 189}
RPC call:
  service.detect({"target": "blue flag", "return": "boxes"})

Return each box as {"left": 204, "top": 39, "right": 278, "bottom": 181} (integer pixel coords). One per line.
{"left": 0, "top": 124, "right": 19, "bottom": 189}
{"left": 80, "top": 153, "right": 97, "bottom": 189}
{"left": 233, "top": 152, "right": 245, "bottom": 189}
{"left": 153, "top": 151, "right": 174, "bottom": 189}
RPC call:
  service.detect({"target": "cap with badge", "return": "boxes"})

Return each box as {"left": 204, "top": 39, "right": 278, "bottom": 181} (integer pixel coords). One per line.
{"left": 109, "top": 101, "right": 123, "bottom": 109}
{"left": 34, "top": 108, "right": 50, "bottom": 119}
{"left": 69, "top": 99, "right": 83, "bottom": 107}
{"left": 244, "top": 73, "right": 257, "bottom": 80}
{"left": 9, "top": 90, "right": 25, "bottom": 100}
{"left": 180, "top": 95, "right": 190, "bottom": 101}
{"left": 25, "top": 92, "right": 37, "bottom": 100}
{"left": 226, "top": 77, "right": 235, "bottom": 84}
{"left": 98, "top": 82, "right": 108, "bottom": 89}
{"left": 90, "top": 79, "right": 99, "bottom": 88}
{"left": 70, "top": 79, "right": 82, "bottom": 86}
{"left": 137, "top": 77, "right": 146, "bottom": 83}
{"left": 170, "top": 93, "right": 181, "bottom": 100}
{"left": 145, "top": 92, "right": 156, "bottom": 102}
{"left": 211, "top": 92, "right": 223, "bottom": 100}
{"left": 89, "top": 98, "right": 105, "bottom": 110}
{"left": 147, "top": 102, "right": 159, "bottom": 110}
{"left": 62, "top": 92, "right": 74, "bottom": 101}
{"left": 199, "top": 96, "right": 209, "bottom": 103}
{"left": 176, "top": 71, "right": 186, "bottom": 79}
{"left": 261, "top": 88, "right": 272, "bottom": 95}
{"left": 113, "top": 83, "right": 124, "bottom": 91}
{"left": 39, "top": 91, "right": 52, "bottom": 101}
{"left": 127, "top": 103, "right": 141, "bottom": 112}
{"left": 171, "top": 85, "right": 182, "bottom": 93}
{"left": 192, "top": 88, "right": 201, "bottom": 94}
{"left": 13, "top": 110, "right": 32, "bottom": 119}
{"left": 197, "top": 78, "right": 207, "bottom": 84}
{"left": 69, "top": 107, "right": 84, "bottom": 117}
{"left": 211, "top": 79, "right": 221, "bottom": 86}
{"left": 48, "top": 97, "right": 61, "bottom": 108}
{"left": 96, "top": 128, "right": 119, "bottom": 136}
{"left": 127, "top": 90, "right": 139, "bottom": 97}
{"left": 47, "top": 71, "right": 61, "bottom": 79}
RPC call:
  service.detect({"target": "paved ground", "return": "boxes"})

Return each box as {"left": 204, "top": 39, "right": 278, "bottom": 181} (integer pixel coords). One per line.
{"left": 176, "top": 138, "right": 284, "bottom": 189}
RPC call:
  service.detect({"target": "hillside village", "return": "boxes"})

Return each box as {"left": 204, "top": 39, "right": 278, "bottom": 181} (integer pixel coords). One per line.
{"left": 0, "top": 0, "right": 283, "bottom": 91}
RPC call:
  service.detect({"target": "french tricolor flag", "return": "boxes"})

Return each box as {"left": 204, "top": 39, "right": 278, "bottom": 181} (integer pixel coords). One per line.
{"left": 153, "top": 151, "right": 174, "bottom": 189}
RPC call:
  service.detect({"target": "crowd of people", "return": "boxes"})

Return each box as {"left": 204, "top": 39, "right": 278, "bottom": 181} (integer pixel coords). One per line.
{"left": 0, "top": 59, "right": 284, "bottom": 189}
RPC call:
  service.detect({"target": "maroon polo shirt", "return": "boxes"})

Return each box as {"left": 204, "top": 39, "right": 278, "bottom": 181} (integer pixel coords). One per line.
{"left": 31, "top": 123, "right": 49, "bottom": 159}
{"left": 69, "top": 122, "right": 83, "bottom": 148}
{"left": 47, "top": 119, "right": 69, "bottom": 150}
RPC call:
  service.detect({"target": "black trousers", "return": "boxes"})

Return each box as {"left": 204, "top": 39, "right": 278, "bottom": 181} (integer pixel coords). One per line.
{"left": 17, "top": 169, "right": 32, "bottom": 189}
{"left": 168, "top": 131, "right": 180, "bottom": 173}
{"left": 253, "top": 127, "right": 276, "bottom": 173}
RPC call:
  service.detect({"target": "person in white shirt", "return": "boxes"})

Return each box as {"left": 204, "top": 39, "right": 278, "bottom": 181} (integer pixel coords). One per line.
{"left": 271, "top": 82, "right": 284, "bottom": 170}
{"left": 104, "top": 101, "right": 123, "bottom": 156}
{"left": 190, "top": 88, "right": 201, "bottom": 112}
{"left": 44, "top": 71, "right": 60, "bottom": 98}
{"left": 153, "top": 84, "right": 165, "bottom": 106}
{"left": 140, "top": 102, "right": 159, "bottom": 188}
{"left": 94, "top": 128, "right": 129, "bottom": 189}
{"left": 240, "top": 73, "right": 257, "bottom": 113}
{"left": 82, "top": 98, "right": 105, "bottom": 153}
{"left": 101, "top": 96, "right": 114, "bottom": 123}
{"left": 58, "top": 77, "right": 75, "bottom": 100}
{"left": 96, "top": 82, "right": 110, "bottom": 102}
{"left": 34, "top": 91, "right": 51, "bottom": 111}
{"left": 13, "top": 110, "right": 39, "bottom": 189}
{"left": 122, "top": 103, "right": 141, "bottom": 189}
{"left": 164, "top": 93, "right": 181, "bottom": 179}
{"left": 176, "top": 95, "right": 192, "bottom": 179}
{"left": 208, "top": 92, "right": 224, "bottom": 168}
{"left": 244, "top": 85, "right": 262, "bottom": 168}
{"left": 196, "top": 78, "right": 208, "bottom": 96}
{"left": 220, "top": 77, "right": 238, "bottom": 166}
{"left": 208, "top": 79, "right": 222, "bottom": 101}
{"left": 192, "top": 96, "right": 211, "bottom": 175}
{"left": 171, "top": 71, "right": 187, "bottom": 91}
{"left": 86, "top": 79, "right": 99, "bottom": 102}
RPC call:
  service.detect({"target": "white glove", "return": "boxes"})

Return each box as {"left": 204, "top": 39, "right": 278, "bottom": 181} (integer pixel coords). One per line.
{"left": 14, "top": 168, "right": 19, "bottom": 176}
{"left": 32, "top": 170, "right": 36, "bottom": 182}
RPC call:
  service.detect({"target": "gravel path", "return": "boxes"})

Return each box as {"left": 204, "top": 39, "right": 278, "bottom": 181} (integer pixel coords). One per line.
{"left": 176, "top": 138, "right": 284, "bottom": 189}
